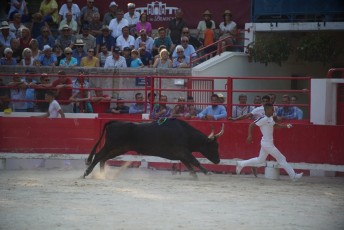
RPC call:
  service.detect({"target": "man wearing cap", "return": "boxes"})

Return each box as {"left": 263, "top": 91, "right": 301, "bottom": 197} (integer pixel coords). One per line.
{"left": 116, "top": 26, "right": 135, "bottom": 51}
{"left": 0, "top": 48, "right": 17, "bottom": 65}
{"left": 59, "top": 0, "right": 80, "bottom": 22}
{"left": 80, "top": 0, "right": 99, "bottom": 27}
{"left": 96, "top": 25, "right": 116, "bottom": 53}
{"left": 103, "top": 1, "right": 118, "bottom": 26}
{"left": 109, "top": 9, "right": 129, "bottom": 39}
{"left": 124, "top": 3, "right": 140, "bottom": 36}
{"left": 59, "top": 11, "right": 78, "bottom": 34}
{"left": 104, "top": 46, "right": 127, "bottom": 68}
{"left": 197, "top": 10, "right": 216, "bottom": 41}
{"left": 56, "top": 24, "right": 76, "bottom": 50}
{"left": 72, "top": 39, "right": 87, "bottom": 66}
{"left": 0, "top": 21, "right": 16, "bottom": 53}
{"left": 38, "top": 45, "right": 57, "bottom": 66}
{"left": 134, "top": 29, "right": 154, "bottom": 53}
{"left": 76, "top": 24, "right": 96, "bottom": 53}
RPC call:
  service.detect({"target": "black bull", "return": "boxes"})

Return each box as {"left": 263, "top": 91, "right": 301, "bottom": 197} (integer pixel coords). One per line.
{"left": 83, "top": 119, "right": 224, "bottom": 178}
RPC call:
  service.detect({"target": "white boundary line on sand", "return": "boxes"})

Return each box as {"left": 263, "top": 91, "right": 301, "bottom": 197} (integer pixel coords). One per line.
{"left": 1, "top": 153, "right": 344, "bottom": 172}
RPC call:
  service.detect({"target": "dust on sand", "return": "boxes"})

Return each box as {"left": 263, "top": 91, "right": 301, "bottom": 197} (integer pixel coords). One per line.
{"left": 0, "top": 166, "right": 343, "bottom": 230}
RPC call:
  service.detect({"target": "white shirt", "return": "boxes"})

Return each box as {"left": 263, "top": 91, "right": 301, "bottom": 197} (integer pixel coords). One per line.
{"left": 59, "top": 4, "right": 80, "bottom": 21}
{"left": 116, "top": 35, "right": 135, "bottom": 50}
{"left": 104, "top": 55, "right": 127, "bottom": 68}
{"left": 172, "top": 44, "right": 197, "bottom": 58}
{"left": 109, "top": 18, "right": 129, "bottom": 38}
{"left": 124, "top": 12, "right": 140, "bottom": 26}
{"left": 49, "top": 100, "right": 62, "bottom": 118}
{"left": 255, "top": 116, "right": 275, "bottom": 147}
{"left": 219, "top": 21, "right": 237, "bottom": 34}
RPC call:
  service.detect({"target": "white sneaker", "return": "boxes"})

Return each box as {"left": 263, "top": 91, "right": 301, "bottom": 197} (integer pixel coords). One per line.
{"left": 292, "top": 172, "right": 303, "bottom": 182}
{"left": 236, "top": 161, "right": 243, "bottom": 175}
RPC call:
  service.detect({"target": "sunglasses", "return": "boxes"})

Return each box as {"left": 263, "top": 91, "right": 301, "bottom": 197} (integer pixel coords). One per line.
{"left": 182, "top": 40, "right": 189, "bottom": 43}
{"left": 177, "top": 51, "right": 183, "bottom": 53}
{"left": 65, "top": 53, "right": 72, "bottom": 55}
{"left": 88, "top": 50, "right": 94, "bottom": 53}
{"left": 182, "top": 31, "right": 189, "bottom": 34}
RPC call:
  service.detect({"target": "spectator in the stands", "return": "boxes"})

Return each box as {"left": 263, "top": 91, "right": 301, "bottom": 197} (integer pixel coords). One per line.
{"left": 72, "top": 39, "right": 87, "bottom": 66}
{"left": 0, "top": 48, "right": 17, "bottom": 65}
{"left": 81, "top": 47, "right": 99, "bottom": 67}
{"left": 109, "top": 8, "right": 128, "bottom": 40}
{"left": 152, "top": 27, "right": 174, "bottom": 57}
{"left": 122, "top": 46, "right": 132, "bottom": 67}
{"left": 7, "top": 0, "right": 29, "bottom": 22}
{"left": 124, "top": 3, "right": 140, "bottom": 37}
{"left": 153, "top": 48, "right": 172, "bottom": 68}
{"left": 277, "top": 94, "right": 303, "bottom": 120}
{"left": 55, "top": 24, "right": 76, "bottom": 50}
{"left": 59, "top": 12, "right": 78, "bottom": 35}
{"left": 91, "top": 88, "right": 111, "bottom": 113}
{"left": 130, "top": 49, "right": 143, "bottom": 68}
{"left": 0, "top": 21, "right": 16, "bottom": 53}
{"left": 9, "top": 13, "right": 25, "bottom": 38}
{"left": 76, "top": 24, "right": 96, "bottom": 53}
{"left": 167, "top": 8, "right": 187, "bottom": 45}
{"left": 197, "top": 94, "right": 227, "bottom": 120}
{"left": 103, "top": 1, "right": 118, "bottom": 26}
{"left": 104, "top": 46, "right": 127, "bottom": 68}
{"left": 138, "top": 44, "right": 153, "bottom": 67}
{"left": 129, "top": 92, "right": 146, "bottom": 114}
{"left": 253, "top": 95, "right": 262, "bottom": 107}
{"left": 108, "top": 97, "right": 129, "bottom": 114}
{"left": 59, "top": 47, "right": 77, "bottom": 67}
{"left": 37, "top": 45, "right": 57, "bottom": 66}
{"left": 70, "top": 72, "right": 93, "bottom": 113}
{"left": 36, "top": 26, "right": 55, "bottom": 51}
{"left": 197, "top": 10, "right": 216, "bottom": 42}
{"left": 59, "top": 0, "right": 80, "bottom": 23}
{"left": 39, "top": 0, "right": 59, "bottom": 25}
{"left": 136, "top": 13, "right": 152, "bottom": 37}
{"left": 151, "top": 94, "right": 172, "bottom": 119}
{"left": 172, "top": 36, "right": 196, "bottom": 59}
{"left": 28, "top": 39, "right": 41, "bottom": 60}
{"left": 96, "top": 25, "right": 116, "bottom": 54}
{"left": 79, "top": 0, "right": 99, "bottom": 27}
{"left": 96, "top": 43, "right": 111, "bottom": 67}
{"left": 9, "top": 38, "right": 22, "bottom": 63}
{"left": 219, "top": 10, "right": 237, "bottom": 52}
{"left": 134, "top": 29, "right": 153, "bottom": 53}
{"left": 172, "top": 45, "right": 190, "bottom": 68}
{"left": 89, "top": 12, "right": 102, "bottom": 37}
{"left": 179, "top": 27, "right": 202, "bottom": 50}
{"left": 30, "top": 13, "right": 49, "bottom": 39}
{"left": 19, "top": 27, "right": 32, "bottom": 50}
{"left": 116, "top": 26, "right": 135, "bottom": 51}
{"left": 53, "top": 44, "right": 65, "bottom": 66}
{"left": 231, "top": 94, "right": 252, "bottom": 119}
{"left": 19, "top": 48, "right": 34, "bottom": 66}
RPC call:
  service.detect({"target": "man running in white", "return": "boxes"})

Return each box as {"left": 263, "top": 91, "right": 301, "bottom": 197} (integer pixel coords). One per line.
{"left": 236, "top": 103, "right": 303, "bottom": 181}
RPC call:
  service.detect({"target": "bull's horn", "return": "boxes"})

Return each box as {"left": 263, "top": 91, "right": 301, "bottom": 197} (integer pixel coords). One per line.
{"left": 214, "top": 123, "right": 225, "bottom": 138}
{"left": 207, "top": 125, "right": 215, "bottom": 139}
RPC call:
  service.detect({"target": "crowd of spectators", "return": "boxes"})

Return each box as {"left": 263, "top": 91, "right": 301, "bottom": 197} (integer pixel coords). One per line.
{"left": 0, "top": 0, "right": 239, "bottom": 69}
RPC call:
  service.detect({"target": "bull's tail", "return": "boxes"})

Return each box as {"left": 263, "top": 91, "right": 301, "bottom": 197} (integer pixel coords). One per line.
{"left": 86, "top": 121, "right": 117, "bottom": 165}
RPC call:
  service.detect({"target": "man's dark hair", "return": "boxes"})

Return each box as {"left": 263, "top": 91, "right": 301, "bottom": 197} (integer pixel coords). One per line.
{"left": 262, "top": 95, "right": 270, "bottom": 101}
{"left": 187, "top": 96, "right": 194, "bottom": 100}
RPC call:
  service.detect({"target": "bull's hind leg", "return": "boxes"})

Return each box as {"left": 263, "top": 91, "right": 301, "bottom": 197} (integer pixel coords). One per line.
{"left": 83, "top": 147, "right": 110, "bottom": 178}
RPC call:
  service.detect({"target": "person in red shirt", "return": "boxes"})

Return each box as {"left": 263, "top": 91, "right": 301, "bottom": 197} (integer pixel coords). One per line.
{"left": 51, "top": 70, "right": 73, "bottom": 113}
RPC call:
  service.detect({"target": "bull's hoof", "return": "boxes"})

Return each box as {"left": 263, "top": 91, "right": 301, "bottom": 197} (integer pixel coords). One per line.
{"left": 85, "top": 159, "right": 91, "bottom": 166}
{"left": 251, "top": 167, "right": 258, "bottom": 177}
{"left": 206, "top": 171, "right": 213, "bottom": 175}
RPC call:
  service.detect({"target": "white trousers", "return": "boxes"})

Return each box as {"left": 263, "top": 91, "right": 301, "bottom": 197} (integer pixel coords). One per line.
{"left": 240, "top": 145, "right": 296, "bottom": 178}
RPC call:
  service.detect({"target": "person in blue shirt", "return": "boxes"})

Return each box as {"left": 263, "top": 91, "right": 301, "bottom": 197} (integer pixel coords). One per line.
{"left": 129, "top": 92, "right": 146, "bottom": 114}
{"left": 197, "top": 94, "right": 227, "bottom": 120}
{"left": 277, "top": 94, "right": 303, "bottom": 120}
{"left": 130, "top": 49, "right": 144, "bottom": 68}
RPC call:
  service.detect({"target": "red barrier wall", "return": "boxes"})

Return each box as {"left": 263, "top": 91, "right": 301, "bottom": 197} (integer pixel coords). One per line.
{"left": 1, "top": 117, "right": 344, "bottom": 168}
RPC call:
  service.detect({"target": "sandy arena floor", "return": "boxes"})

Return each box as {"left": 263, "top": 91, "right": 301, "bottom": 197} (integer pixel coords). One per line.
{"left": 0, "top": 166, "right": 343, "bottom": 230}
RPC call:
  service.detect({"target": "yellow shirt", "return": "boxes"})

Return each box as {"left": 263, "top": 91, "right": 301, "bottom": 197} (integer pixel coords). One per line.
{"left": 40, "top": 0, "right": 59, "bottom": 24}
{"left": 81, "top": 57, "right": 99, "bottom": 67}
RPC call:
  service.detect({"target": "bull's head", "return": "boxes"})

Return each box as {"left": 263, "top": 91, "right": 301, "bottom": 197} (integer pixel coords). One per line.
{"left": 201, "top": 124, "right": 224, "bottom": 164}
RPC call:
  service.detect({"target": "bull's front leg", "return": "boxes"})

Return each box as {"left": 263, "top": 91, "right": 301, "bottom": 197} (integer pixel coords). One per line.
{"left": 181, "top": 160, "right": 198, "bottom": 179}
{"left": 186, "top": 156, "right": 210, "bottom": 175}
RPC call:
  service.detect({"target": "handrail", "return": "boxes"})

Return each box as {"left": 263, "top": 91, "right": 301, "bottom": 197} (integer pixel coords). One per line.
{"left": 189, "top": 28, "right": 250, "bottom": 67}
